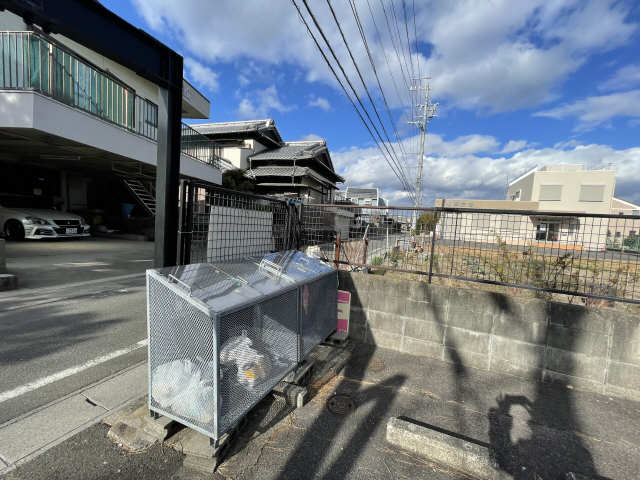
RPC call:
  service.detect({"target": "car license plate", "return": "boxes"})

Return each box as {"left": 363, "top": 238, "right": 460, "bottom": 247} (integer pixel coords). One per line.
{"left": 66, "top": 228, "right": 78, "bottom": 234}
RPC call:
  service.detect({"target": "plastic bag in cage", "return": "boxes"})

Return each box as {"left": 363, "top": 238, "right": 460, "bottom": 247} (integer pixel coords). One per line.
{"left": 151, "top": 359, "right": 196, "bottom": 408}
{"left": 152, "top": 358, "right": 219, "bottom": 424}
{"left": 170, "top": 376, "right": 216, "bottom": 423}
{"left": 220, "top": 335, "right": 272, "bottom": 389}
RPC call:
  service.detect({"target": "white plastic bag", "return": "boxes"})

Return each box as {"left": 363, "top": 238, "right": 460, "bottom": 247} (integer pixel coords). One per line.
{"left": 151, "top": 359, "right": 196, "bottom": 408}
{"left": 220, "top": 335, "right": 272, "bottom": 388}
{"left": 170, "top": 375, "right": 217, "bottom": 423}
{"left": 151, "top": 358, "right": 219, "bottom": 423}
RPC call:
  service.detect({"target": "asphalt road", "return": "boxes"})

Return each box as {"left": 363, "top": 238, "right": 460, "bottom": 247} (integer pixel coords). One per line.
{"left": 0, "top": 238, "right": 151, "bottom": 425}
{"left": 4, "top": 237, "right": 154, "bottom": 290}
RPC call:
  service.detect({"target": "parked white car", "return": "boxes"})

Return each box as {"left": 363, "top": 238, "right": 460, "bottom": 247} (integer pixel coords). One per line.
{"left": 0, "top": 194, "right": 90, "bottom": 240}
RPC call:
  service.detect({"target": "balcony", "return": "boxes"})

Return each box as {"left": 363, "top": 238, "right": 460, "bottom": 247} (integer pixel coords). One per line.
{"left": 0, "top": 30, "right": 224, "bottom": 182}
{"left": 0, "top": 30, "right": 159, "bottom": 140}
{"left": 180, "top": 122, "right": 223, "bottom": 169}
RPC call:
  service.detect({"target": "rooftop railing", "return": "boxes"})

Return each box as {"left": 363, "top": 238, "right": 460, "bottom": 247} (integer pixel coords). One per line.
{"left": 0, "top": 30, "right": 158, "bottom": 140}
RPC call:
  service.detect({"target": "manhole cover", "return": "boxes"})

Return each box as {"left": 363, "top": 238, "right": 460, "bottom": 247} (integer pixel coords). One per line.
{"left": 327, "top": 394, "right": 355, "bottom": 415}
{"left": 368, "top": 358, "right": 385, "bottom": 372}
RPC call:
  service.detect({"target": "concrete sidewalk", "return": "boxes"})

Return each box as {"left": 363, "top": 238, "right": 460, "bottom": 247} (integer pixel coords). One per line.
{"left": 3, "top": 345, "right": 640, "bottom": 479}
{"left": 0, "top": 362, "right": 147, "bottom": 474}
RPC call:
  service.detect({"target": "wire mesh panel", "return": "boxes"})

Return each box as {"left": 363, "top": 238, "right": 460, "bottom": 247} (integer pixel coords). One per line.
{"left": 299, "top": 273, "right": 338, "bottom": 359}
{"left": 180, "top": 182, "right": 300, "bottom": 265}
{"left": 300, "top": 203, "right": 640, "bottom": 304}
{"left": 217, "top": 289, "right": 298, "bottom": 436}
{"left": 147, "top": 273, "right": 218, "bottom": 437}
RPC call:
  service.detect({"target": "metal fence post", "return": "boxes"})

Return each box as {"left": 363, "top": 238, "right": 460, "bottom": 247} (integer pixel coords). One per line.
{"left": 362, "top": 231, "right": 369, "bottom": 265}
{"left": 450, "top": 210, "right": 459, "bottom": 277}
{"left": 428, "top": 208, "right": 440, "bottom": 284}
{"left": 178, "top": 180, "right": 194, "bottom": 265}
{"left": 334, "top": 231, "right": 341, "bottom": 270}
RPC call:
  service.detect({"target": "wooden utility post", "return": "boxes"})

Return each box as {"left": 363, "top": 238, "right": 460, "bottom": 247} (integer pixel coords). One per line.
{"left": 334, "top": 232, "right": 341, "bottom": 270}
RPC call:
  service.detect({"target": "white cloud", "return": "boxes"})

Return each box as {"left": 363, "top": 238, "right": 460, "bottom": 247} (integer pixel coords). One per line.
{"left": 308, "top": 96, "right": 331, "bottom": 111}
{"left": 131, "top": 0, "right": 637, "bottom": 113}
{"left": 534, "top": 90, "right": 640, "bottom": 131}
{"left": 332, "top": 136, "right": 640, "bottom": 206}
{"left": 236, "top": 85, "right": 295, "bottom": 119}
{"left": 299, "top": 133, "right": 323, "bottom": 141}
{"left": 499, "top": 140, "right": 531, "bottom": 154}
{"left": 600, "top": 64, "right": 640, "bottom": 92}
{"left": 183, "top": 58, "right": 219, "bottom": 92}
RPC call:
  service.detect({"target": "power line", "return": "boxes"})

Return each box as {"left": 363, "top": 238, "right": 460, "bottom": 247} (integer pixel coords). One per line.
{"left": 378, "top": 0, "right": 411, "bottom": 96}
{"left": 411, "top": 0, "right": 421, "bottom": 80}
{"left": 388, "top": 0, "right": 414, "bottom": 85}
{"left": 290, "top": 0, "right": 415, "bottom": 199}
{"left": 325, "top": 0, "right": 413, "bottom": 196}
{"left": 349, "top": 0, "right": 413, "bottom": 189}
{"left": 299, "top": 0, "right": 415, "bottom": 198}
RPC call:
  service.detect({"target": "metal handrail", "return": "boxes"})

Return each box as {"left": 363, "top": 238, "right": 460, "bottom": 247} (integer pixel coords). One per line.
{"left": 181, "top": 122, "right": 223, "bottom": 170}
{"left": 0, "top": 30, "right": 158, "bottom": 140}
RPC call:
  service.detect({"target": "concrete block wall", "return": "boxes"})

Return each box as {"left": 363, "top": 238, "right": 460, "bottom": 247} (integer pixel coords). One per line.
{"left": 339, "top": 271, "right": 640, "bottom": 402}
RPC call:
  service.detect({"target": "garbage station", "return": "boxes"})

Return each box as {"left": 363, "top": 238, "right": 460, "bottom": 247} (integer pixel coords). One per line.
{"left": 146, "top": 250, "right": 337, "bottom": 441}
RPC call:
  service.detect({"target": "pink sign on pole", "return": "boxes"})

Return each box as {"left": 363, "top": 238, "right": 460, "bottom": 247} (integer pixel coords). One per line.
{"left": 336, "top": 290, "right": 351, "bottom": 337}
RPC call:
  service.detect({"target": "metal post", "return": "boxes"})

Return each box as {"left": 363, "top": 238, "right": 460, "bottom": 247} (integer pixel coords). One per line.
{"left": 334, "top": 231, "right": 341, "bottom": 270}
{"left": 428, "top": 209, "right": 440, "bottom": 284}
{"left": 362, "top": 232, "right": 369, "bottom": 265}
{"left": 178, "top": 180, "right": 194, "bottom": 265}
{"left": 450, "top": 211, "right": 459, "bottom": 277}
{"left": 154, "top": 55, "right": 183, "bottom": 268}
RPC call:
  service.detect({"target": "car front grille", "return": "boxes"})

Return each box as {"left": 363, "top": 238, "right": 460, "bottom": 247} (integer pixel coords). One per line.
{"left": 53, "top": 220, "right": 81, "bottom": 227}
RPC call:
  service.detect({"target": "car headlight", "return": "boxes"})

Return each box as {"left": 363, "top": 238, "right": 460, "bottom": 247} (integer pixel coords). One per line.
{"left": 23, "top": 216, "right": 49, "bottom": 225}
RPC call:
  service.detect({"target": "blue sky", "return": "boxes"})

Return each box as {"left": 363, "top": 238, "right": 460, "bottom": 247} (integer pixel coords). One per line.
{"left": 102, "top": 0, "right": 640, "bottom": 206}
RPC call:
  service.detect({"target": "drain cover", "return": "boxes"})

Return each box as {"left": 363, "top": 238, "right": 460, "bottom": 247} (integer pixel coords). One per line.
{"left": 368, "top": 358, "right": 385, "bottom": 372}
{"left": 327, "top": 394, "right": 355, "bottom": 415}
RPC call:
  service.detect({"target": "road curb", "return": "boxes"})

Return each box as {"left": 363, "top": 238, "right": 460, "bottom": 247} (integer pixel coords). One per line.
{"left": 386, "top": 417, "right": 510, "bottom": 480}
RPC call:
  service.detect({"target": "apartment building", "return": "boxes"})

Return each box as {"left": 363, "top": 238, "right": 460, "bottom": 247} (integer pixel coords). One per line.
{"left": 435, "top": 164, "right": 639, "bottom": 251}
{"left": 193, "top": 120, "right": 344, "bottom": 203}
{"left": 0, "top": 9, "right": 222, "bottom": 232}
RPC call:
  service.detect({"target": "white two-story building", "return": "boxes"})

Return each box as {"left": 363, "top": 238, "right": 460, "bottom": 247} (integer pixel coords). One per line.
{"left": 0, "top": 10, "right": 222, "bottom": 237}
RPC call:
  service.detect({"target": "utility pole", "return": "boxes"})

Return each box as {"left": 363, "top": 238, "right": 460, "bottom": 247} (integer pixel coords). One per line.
{"left": 408, "top": 78, "right": 437, "bottom": 227}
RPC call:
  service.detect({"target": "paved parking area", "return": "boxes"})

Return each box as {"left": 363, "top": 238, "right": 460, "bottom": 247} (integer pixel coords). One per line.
{"left": 4, "top": 238, "right": 154, "bottom": 289}
{"left": 5, "top": 344, "right": 640, "bottom": 479}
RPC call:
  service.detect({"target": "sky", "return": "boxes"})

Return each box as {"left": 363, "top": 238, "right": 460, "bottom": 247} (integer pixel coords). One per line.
{"left": 102, "top": 0, "right": 640, "bottom": 206}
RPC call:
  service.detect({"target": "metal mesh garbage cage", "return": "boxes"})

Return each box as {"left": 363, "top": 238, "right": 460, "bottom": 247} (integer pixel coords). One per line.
{"left": 146, "top": 250, "right": 337, "bottom": 440}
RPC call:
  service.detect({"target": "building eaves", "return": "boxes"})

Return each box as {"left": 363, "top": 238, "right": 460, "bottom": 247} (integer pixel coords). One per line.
{"left": 249, "top": 165, "right": 337, "bottom": 188}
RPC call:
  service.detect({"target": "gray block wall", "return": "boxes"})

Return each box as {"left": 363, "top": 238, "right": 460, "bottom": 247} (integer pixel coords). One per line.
{"left": 339, "top": 271, "right": 640, "bottom": 402}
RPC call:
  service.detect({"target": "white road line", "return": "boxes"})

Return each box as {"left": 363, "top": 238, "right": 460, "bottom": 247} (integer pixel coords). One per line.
{"left": 0, "top": 339, "right": 148, "bottom": 404}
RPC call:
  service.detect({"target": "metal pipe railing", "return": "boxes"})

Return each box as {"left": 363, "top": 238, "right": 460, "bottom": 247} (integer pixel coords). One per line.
{"left": 0, "top": 30, "right": 158, "bottom": 140}
{"left": 180, "top": 122, "right": 223, "bottom": 169}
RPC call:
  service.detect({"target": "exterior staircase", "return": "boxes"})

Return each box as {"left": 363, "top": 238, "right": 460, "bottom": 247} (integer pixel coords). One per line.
{"left": 121, "top": 176, "right": 156, "bottom": 216}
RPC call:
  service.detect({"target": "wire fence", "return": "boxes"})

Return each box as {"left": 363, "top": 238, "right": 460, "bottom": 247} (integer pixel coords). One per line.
{"left": 177, "top": 181, "right": 300, "bottom": 265}
{"left": 300, "top": 204, "right": 640, "bottom": 305}
{"left": 176, "top": 187, "right": 640, "bottom": 305}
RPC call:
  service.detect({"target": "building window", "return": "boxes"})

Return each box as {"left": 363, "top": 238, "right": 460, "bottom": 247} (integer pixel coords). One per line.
{"left": 510, "top": 190, "right": 521, "bottom": 201}
{"left": 579, "top": 184, "right": 605, "bottom": 202}
{"left": 536, "top": 222, "right": 559, "bottom": 241}
{"left": 615, "top": 231, "right": 621, "bottom": 238}
{"left": 539, "top": 185, "right": 562, "bottom": 201}
{"left": 633, "top": 210, "right": 639, "bottom": 216}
